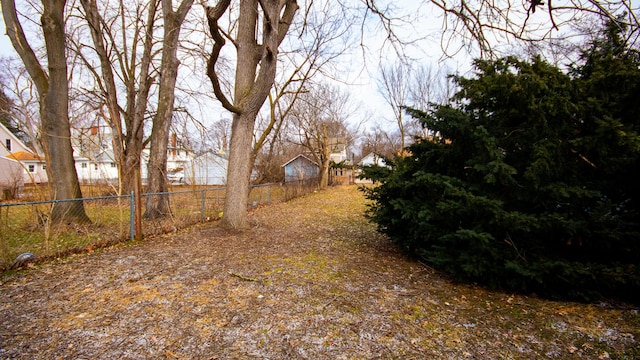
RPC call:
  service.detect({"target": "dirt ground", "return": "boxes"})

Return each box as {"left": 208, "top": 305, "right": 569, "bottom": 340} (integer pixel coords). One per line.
{"left": 1, "top": 186, "right": 638, "bottom": 359}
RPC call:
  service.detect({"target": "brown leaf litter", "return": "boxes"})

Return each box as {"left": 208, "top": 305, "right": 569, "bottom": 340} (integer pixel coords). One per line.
{"left": 1, "top": 186, "right": 638, "bottom": 359}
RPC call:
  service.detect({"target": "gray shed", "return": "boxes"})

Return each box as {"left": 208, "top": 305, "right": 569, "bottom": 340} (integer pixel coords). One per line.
{"left": 282, "top": 154, "right": 320, "bottom": 183}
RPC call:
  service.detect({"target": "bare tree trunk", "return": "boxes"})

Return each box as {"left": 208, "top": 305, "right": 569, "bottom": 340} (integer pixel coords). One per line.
{"left": 76, "top": 0, "right": 159, "bottom": 195}
{"left": 206, "top": 0, "right": 298, "bottom": 229}
{"left": 223, "top": 110, "right": 259, "bottom": 227}
{"left": 318, "top": 123, "right": 330, "bottom": 188}
{"left": 144, "top": 0, "right": 194, "bottom": 219}
{"left": 123, "top": 0, "right": 158, "bottom": 195}
{"left": 2, "top": 0, "right": 90, "bottom": 224}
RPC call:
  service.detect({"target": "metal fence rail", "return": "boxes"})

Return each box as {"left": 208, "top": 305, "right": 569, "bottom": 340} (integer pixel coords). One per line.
{"left": 0, "top": 179, "right": 318, "bottom": 270}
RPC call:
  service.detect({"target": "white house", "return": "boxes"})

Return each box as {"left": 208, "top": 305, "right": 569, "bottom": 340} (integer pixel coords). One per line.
{"left": 73, "top": 126, "right": 194, "bottom": 184}
{"left": 75, "top": 151, "right": 119, "bottom": 185}
{"left": 1, "top": 122, "right": 48, "bottom": 185}
{"left": 0, "top": 156, "right": 23, "bottom": 198}
{"left": 359, "top": 152, "right": 388, "bottom": 167}
{"left": 140, "top": 141, "right": 194, "bottom": 183}
{"left": 6, "top": 151, "right": 48, "bottom": 184}
{"left": 184, "top": 151, "right": 228, "bottom": 185}
{"left": 166, "top": 133, "right": 193, "bottom": 172}
{"left": 328, "top": 137, "right": 350, "bottom": 164}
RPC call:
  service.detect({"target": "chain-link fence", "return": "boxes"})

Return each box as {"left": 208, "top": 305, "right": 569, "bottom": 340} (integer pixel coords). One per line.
{"left": 0, "top": 179, "right": 319, "bottom": 270}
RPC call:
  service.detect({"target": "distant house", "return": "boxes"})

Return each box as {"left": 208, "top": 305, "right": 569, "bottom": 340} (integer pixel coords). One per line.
{"left": 73, "top": 125, "right": 118, "bottom": 184}
{"left": 184, "top": 151, "right": 228, "bottom": 185}
{"left": 1, "top": 122, "right": 32, "bottom": 157}
{"left": 6, "top": 151, "right": 48, "bottom": 184}
{"left": 74, "top": 151, "right": 119, "bottom": 185}
{"left": 1, "top": 122, "right": 48, "bottom": 186}
{"left": 328, "top": 137, "right": 350, "bottom": 164}
{"left": 282, "top": 154, "right": 320, "bottom": 183}
{"left": 72, "top": 126, "right": 194, "bottom": 184}
{"left": 165, "top": 132, "right": 194, "bottom": 173}
{"left": 329, "top": 166, "right": 354, "bottom": 185}
{"left": 359, "top": 152, "right": 387, "bottom": 167}
{"left": 355, "top": 152, "right": 389, "bottom": 184}
{"left": 0, "top": 157, "right": 23, "bottom": 199}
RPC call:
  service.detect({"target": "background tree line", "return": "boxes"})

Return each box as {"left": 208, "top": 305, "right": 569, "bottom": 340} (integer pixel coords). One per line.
{"left": 2, "top": 0, "right": 638, "bottom": 230}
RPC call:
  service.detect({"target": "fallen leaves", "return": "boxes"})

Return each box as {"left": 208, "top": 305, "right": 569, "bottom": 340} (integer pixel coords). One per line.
{"left": 0, "top": 186, "right": 638, "bottom": 359}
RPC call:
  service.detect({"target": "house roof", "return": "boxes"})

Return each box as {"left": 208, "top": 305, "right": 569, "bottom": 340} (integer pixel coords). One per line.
{"left": 7, "top": 151, "right": 45, "bottom": 161}
{"left": 281, "top": 154, "right": 319, "bottom": 168}
{"left": 194, "top": 150, "right": 229, "bottom": 161}
{"left": 0, "top": 122, "right": 34, "bottom": 155}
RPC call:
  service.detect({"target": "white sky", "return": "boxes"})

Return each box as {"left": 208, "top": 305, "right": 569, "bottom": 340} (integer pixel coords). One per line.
{"left": 0, "top": 0, "right": 585, "bottom": 141}
{"left": 0, "top": 1, "right": 472, "bottom": 132}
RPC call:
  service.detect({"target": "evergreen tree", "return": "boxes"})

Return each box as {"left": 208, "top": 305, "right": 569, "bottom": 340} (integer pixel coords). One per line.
{"left": 362, "top": 23, "right": 640, "bottom": 303}
{"left": 0, "top": 87, "right": 27, "bottom": 143}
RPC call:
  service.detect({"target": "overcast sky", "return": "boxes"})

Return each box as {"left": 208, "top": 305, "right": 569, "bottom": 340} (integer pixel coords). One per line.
{"left": 0, "top": 1, "right": 474, "bottom": 139}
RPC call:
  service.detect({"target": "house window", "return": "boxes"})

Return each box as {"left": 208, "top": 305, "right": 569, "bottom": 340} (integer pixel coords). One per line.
{"left": 5, "top": 139, "right": 10, "bottom": 151}
{"left": 42, "top": 165, "right": 46, "bottom": 170}
{"left": 81, "top": 162, "right": 87, "bottom": 168}
{"left": 28, "top": 164, "right": 35, "bottom": 172}
{"left": 110, "top": 162, "right": 116, "bottom": 168}
{"left": 94, "top": 164, "right": 98, "bottom": 170}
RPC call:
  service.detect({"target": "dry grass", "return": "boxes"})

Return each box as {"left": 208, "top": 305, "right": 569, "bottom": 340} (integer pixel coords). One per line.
{"left": 0, "top": 186, "right": 638, "bottom": 359}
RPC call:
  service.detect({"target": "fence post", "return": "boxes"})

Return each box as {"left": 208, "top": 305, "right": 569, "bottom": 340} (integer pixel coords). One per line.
{"left": 200, "top": 190, "right": 205, "bottom": 223}
{"left": 129, "top": 191, "right": 135, "bottom": 240}
{"left": 133, "top": 170, "right": 143, "bottom": 240}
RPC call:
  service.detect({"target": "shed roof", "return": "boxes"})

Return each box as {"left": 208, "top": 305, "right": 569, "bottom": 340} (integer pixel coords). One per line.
{"left": 281, "top": 154, "right": 318, "bottom": 168}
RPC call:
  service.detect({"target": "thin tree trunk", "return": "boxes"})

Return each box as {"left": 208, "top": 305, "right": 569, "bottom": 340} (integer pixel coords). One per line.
{"left": 144, "top": 0, "right": 194, "bottom": 219}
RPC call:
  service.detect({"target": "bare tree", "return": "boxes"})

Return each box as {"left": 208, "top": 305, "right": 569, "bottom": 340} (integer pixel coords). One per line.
{"left": 361, "top": 0, "right": 640, "bottom": 58}
{"left": 209, "top": 117, "right": 232, "bottom": 153}
{"left": 144, "top": 0, "right": 195, "bottom": 218}
{"left": 377, "top": 62, "right": 410, "bottom": 153}
{"left": 204, "top": 0, "right": 299, "bottom": 229}
{"left": 0, "top": 59, "right": 42, "bottom": 153}
{"left": 75, "top": 0, "right": 161, "bottom": 195}
{"left": 359, "top": 124, "right": 400, "bottom": 161}
{"left": 251, "top": 1, "right": 355, "bottom": 185}
{"left": 2, "top": 0, "right": 90, "bottom": 223}
{"left": 409, "top": 64, "right": 454, "bottom": 110}
{"left": 288, "top": 83, "right": 355, "bottom": 188}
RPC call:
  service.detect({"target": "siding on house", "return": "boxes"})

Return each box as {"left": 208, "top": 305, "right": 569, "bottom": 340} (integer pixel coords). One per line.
{"left": 6, "top": 151, "right": 48, "bottom": 183}
{"left": 1, "top": 122, "right": 47, "bottom": 186}
{"left": 75, "top": 156, "right": 120, "bottom": 184}
{"left": 359, "top": 152, "right": 387, "bottom": 167}
{"left": 0, "top": 156, "right": 24, "bottom": 193}
{"left": 282, "top": 154, "right": 320, "bottom": 183}
{"left": 1, "top": 123, "right": 32, "bottom": 157}
{"left": 184, "top": 151, "right": 228, "bottom": 185}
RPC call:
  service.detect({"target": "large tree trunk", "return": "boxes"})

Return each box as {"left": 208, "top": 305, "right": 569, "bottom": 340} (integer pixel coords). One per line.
{"left": 3, "top": 0, "right": 90, "bottom": 224}
{"left": 40, "top": 1, "right": 90, "bottom": 223}
{"left": 222, "top": 110, "right": 259, "bottom": 228}
{"left": 145, "top": 0, "right": 194, "bottom": 219}
{"left": 206, "top": 0, "right": 298, "bottom": 229}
